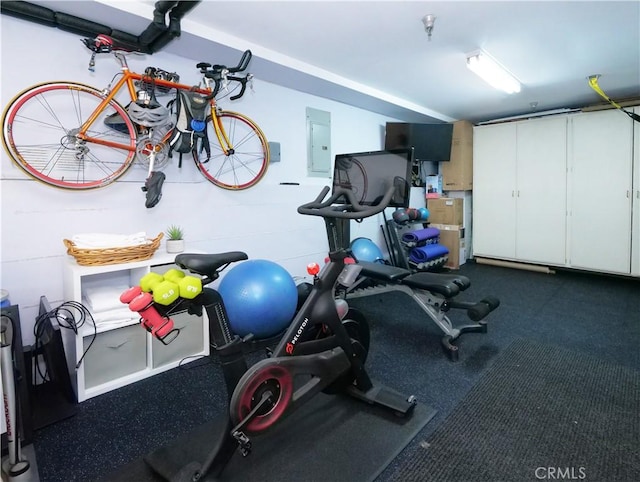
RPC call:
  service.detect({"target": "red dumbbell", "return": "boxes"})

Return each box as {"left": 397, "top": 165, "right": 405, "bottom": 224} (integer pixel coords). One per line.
{"left": 120, "top": 286, "right": 142, "bottom": 304}
{"left": 128, "top": 292, "right": 178, "bottom": 344}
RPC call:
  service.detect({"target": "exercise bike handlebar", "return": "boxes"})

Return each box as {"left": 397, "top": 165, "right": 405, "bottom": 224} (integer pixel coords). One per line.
{"left": 298, "top": 185, "right": 395, "bottom": 220}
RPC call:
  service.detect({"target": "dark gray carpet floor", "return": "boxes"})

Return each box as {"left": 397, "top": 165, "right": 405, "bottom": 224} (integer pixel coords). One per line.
{"left": 28, "top": 262, "right": 640, "bottom": 481}
{"left": 386, "top": 338, "right": 640, "bottom": 482}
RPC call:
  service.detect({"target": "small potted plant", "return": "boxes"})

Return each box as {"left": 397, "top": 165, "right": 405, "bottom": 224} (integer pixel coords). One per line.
{"left": 165, "top": 225, "right": 185, "bottom": 253}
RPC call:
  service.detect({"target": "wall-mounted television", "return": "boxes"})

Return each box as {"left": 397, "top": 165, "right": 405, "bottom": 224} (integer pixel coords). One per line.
{"left": 332, "top": 148, "right": 413, "bottom": 208}
{"left": 385, "top": 122, "right": 454, "bottom": 162}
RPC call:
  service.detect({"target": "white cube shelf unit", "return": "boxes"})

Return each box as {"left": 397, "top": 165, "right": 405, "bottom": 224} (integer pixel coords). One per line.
{"left": 62, "top": 251, "right": 210, "bottom": 402}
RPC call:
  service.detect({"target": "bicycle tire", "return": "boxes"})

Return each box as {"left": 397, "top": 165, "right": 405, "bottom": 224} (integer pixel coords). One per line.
{"left": 2, "top": 81, "right": 137, "bottom": 189}
{"left": 334, "top": 157, "right": 368, "bottom": 204}
{"left": 196, "top": 110, "right": 270, "bottom": 190}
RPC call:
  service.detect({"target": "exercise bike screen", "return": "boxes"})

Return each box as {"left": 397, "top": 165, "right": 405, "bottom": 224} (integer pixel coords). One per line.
{"left": 332, "top": 148, "right": 413, "bottom": 208}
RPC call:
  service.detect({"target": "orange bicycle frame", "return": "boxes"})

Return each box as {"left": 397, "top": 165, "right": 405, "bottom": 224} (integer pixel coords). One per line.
{"left": 76, "top": 67, "right": 233, "bottom": 154}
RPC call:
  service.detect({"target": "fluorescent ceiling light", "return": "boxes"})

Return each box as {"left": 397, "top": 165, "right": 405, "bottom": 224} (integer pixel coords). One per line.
{"left": 466, "top": 51, "right": 521, "bottom": 94}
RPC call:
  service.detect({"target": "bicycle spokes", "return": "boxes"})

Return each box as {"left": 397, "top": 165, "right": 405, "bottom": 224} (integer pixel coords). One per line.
{"left": 196, "top": 111, "right": 269, "bottom": 190}
{"left": 3, "top": 82, "right": 136, "bottom": 189}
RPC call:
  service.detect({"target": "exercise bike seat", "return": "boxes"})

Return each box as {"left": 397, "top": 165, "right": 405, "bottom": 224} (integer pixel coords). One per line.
{"left": 401, "top": 272, "right": 471, "bottom": 298}
{"left": 358, "top": 261, "right": 412, "bottom": 281}
{"left": 175, "top": 252, "right": 248, "bottom": 279}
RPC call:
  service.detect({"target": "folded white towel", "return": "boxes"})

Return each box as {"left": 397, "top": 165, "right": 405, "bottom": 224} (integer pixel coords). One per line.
{"left": 83, "top": 285, "right": 130, "bottom": 313}
{"left": 91, "top": 308, "right": 138, "bottom": 325}
{"left": 91, "top": 317, "right": 139, "bottom": 330}
{"left": 71, "top": 232, "right": 149, "bottom": 249}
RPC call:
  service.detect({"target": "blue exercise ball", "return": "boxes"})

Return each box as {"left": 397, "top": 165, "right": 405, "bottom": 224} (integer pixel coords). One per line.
{"left": 350, "top": 237, "right": 385, "bottom": 263}
{"left": 218, "top": 259, "right": 298, "bottom": 339}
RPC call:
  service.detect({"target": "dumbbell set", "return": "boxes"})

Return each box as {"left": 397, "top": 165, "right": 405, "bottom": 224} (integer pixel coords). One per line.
{"left": 119, "top": 268, "right": 203, "bottom": 344}
{"left": 392, "top": 207, "right": 430, "bottom": 225}
{"left": 138, "top": 268, "right": 203, "bottom": 305}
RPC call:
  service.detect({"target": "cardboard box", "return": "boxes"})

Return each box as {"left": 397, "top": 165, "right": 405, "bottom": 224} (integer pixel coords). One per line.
{"left": 446, "top": 191, "right": 473, "bottom": 259}
{"left": 426, "top": 197, "right": 463, "bottom": 225}
{"left": 441, "top": 120, "right": 473, "bottom": 191}
{"left": 431, "top": 224, "right": 466, "bottom": 269}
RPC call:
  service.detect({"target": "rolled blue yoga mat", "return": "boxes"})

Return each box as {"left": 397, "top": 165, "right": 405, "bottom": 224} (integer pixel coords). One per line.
{"left": 409, "top": 243, "right": 449, "bottom": 263}
{"left": 402, "top": 228, "right": 441, "bottom": 244}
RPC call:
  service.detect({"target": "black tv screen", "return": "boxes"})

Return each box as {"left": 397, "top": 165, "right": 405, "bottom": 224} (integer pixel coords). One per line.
{"left": 332, "top": 148, "right": 413, "bottom": 208}
{"left": 385, "top": 122, "right": 454, "bottom": 162}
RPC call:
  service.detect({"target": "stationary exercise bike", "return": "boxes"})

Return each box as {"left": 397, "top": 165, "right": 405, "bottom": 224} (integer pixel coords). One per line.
{"left": 121, "top": 183, "right": 416, "bottom": 481}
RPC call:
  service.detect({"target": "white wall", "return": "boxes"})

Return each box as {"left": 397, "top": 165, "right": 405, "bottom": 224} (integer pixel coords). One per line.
{"left": 1, "top": 15, "right": 405, "bottom": 344}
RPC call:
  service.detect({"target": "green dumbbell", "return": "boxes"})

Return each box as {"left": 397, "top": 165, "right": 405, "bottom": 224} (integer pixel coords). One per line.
{"left": 139, "top": 272, "right": 164, "bottom": 293}
{"left": 163, "top": 268, "right": 185, "bottom": 283}
{"left": 152, "top": 280, "right": 180, "bottom": 305}
{"left": 177, "top": 275, "right": 203, "bottom": 299}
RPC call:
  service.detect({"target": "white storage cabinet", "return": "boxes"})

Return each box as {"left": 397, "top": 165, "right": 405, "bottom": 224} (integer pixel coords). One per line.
{"left": 473, "top": 116, "right": 568, "bottom": 266}
{"left": 568, "top": 109, "right": 635, "bottom": 274}
{"left": 62, "top": 252, "right": 210, "bottom": 402}
{"left": 633, "top": 107, "right": 640, "bottom": 277}
{"left": 473, "top": 107, "right": 640, "bottom": 277}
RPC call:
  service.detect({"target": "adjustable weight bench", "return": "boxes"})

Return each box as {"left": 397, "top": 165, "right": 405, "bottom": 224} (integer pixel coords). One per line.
{"left": 315, "top": 152, "right": 500, "bottom": 361}
{"left": 344, "top": 261, "right": 500, "bottom": 361}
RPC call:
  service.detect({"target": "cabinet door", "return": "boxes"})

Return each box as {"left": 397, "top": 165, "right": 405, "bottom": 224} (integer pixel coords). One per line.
{"left": 632, "top": 107, "right": 640, "bottom": 277}
{"left": 473, "top": 123, "right": 517, "bottom": 258}
{"left": 516, "top": 117, "right": 567, "bottom": 265}
{"left": 569, "top": 110, "right": 634, "bottom": 273}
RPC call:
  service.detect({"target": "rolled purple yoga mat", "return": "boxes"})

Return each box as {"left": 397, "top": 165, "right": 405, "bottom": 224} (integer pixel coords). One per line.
{"left": 409, "top": 243, "right": 449, "bottom": 263}
{"left": 402, "top": 227, "right": 441, "bottom": 244}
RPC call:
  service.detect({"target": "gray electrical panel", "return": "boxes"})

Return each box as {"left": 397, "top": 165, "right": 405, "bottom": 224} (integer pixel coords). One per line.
{"left": 306, "top": 107, "right": 331, "bottom": 178}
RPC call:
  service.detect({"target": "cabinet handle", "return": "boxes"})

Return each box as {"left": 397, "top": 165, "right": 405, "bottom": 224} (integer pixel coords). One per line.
{"left": 512, "top": 190, "right": 515, "bottom": 197}
{"left": 108, "top": 340, "right": 130, "bottom": 349}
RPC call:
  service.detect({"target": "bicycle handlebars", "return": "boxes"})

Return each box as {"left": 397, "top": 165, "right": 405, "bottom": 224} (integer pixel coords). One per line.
{"left": 298, "top": 185, "right": 396, "bottom": 220}
{"left": 198, "top": 50, "right": 253, "bottom": 100}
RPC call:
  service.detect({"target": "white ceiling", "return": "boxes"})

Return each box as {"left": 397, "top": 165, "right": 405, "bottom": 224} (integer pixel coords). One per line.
{"left": 18, "top": 1, "right": 640, "bottom": 123}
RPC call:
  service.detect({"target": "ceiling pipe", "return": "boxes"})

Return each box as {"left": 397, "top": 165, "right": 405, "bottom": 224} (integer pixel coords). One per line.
{"left": 0, "top": 1, "right": 201, "bottom": 54}
{"left": 148, "top": 1, "right": 200, "bottom": 53}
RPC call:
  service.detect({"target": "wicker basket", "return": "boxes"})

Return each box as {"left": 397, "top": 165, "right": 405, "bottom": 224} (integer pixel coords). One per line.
{"left": 63, "top": 233, "right": 164, "bottom": 266}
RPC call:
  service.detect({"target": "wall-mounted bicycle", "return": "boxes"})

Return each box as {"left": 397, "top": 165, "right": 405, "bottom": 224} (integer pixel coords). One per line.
{"left": 1, "top": 35, "right": 270, "bottom": 207}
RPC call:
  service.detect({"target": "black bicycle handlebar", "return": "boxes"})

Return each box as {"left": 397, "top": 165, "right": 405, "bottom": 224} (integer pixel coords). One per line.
{"left": 298, "top": 185, "right": 395, "bottom": 220}
{"left": 198, "top": 50, "right": 253, "bottom": 100}
{"left": 227, "top": 75, "right": 248, "bottom": 100}
{"left": 228, "top": 49, "right": 252, "bottom": 73}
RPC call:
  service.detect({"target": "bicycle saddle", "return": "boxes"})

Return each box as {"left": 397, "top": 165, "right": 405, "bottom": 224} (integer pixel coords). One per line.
{"left": 175, "top": 252, "right": 248, "bottom": 279}
{"left": 82, "top": 34, "right": 139, "bottom": 53}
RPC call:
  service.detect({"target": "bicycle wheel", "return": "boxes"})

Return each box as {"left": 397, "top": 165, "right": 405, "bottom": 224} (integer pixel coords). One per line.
{"left": 334, "top": 157, "right": 368, "bottom": 204}
{"left": 2, "top": 81, "right": 137, "bottom": 189}
{"left": 196, "top": 110, "right": 269, "bottom": 190}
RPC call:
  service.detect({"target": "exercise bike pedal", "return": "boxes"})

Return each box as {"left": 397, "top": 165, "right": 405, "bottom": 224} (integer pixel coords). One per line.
{"left": 232, "top": 430, "right": 252, "bottom": 457}
{"left": 229, "top": 389, "right": 277, "bottom": 456}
